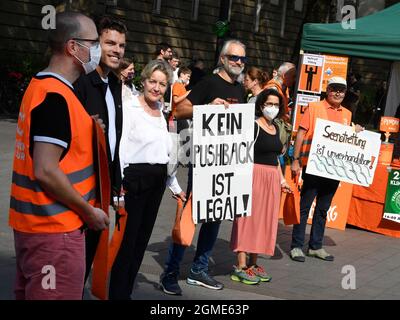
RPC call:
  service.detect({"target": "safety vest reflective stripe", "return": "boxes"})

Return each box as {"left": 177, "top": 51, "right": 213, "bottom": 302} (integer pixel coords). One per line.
{"left": 12, "top": 165, "right": 94, "bottom": 192}
{"left": 9, "top": 76, "right": 96, "bottom": 233}
{"left": 10, "top": 188, "right": 96, "bottom": 216}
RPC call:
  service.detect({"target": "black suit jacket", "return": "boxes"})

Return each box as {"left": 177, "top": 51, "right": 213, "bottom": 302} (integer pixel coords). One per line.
{"left": 73, "top": 70, "right": 123, "bottom": 196}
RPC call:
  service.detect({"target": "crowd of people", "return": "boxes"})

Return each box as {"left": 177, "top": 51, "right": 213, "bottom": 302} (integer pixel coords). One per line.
{"left": 9, "top": 11, "right": 364, "bottom": 300}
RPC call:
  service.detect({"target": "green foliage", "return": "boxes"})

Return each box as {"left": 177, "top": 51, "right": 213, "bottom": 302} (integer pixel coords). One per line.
{"left": 0, "top": 54, "right": 44, "bottom": 116}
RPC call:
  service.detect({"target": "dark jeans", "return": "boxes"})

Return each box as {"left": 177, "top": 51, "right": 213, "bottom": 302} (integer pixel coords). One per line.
{"left": 164, "top": 164, "right": 221, "bottom": 274}
{"left": 109, "top": 164, "right": 167, "bottom": 300}
{"left": 291, "top": 167, "right": 339, "bottom": 250}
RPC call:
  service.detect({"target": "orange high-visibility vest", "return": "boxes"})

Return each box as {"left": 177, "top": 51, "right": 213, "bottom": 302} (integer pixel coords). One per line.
{"left": 9, "top": 76, "right": 96, "bottom": 233}
{"left": 264, "top": 79, "right": 289, "bottom": 116}
{"left": 299, "top": 99, "right": 352, "bottom": 167}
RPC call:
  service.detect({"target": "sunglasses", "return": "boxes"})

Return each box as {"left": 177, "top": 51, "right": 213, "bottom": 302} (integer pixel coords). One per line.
{"left": 329, "top": 86, "right": 346, "bottom": 94}
{"left": 225, "top": 55, "right": 248, "bottom": 63}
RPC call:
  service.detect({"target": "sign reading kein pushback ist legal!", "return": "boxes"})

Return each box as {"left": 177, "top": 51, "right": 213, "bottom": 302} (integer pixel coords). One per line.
{"left": 192, "top": 104, "right": 255, "bottom": 224}
{"left": 306, "top": 119, "right": 381, "bottom": 186}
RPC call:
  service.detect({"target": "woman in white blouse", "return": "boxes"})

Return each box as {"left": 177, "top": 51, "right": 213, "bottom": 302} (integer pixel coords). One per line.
{"left": 109, "top": 60, "right": 186, "bottom": 300}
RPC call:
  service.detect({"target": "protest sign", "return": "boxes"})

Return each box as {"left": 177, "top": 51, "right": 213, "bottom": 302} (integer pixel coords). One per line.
{"left": 292, "top": 94, "right": 321, "bottom": 133}
{"left": 298, "top": 54, "right": 325, "bottom": 94}
{"left": 192, "top": 104, "right": 255, "bottom": 224}
{"left": 383, "top": 169, "right": 400, "bottom": 223}
{"left": 306, "top": 119, "right": 381, "bottom": 186}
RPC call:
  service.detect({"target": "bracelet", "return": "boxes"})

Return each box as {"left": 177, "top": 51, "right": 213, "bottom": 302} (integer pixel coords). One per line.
{"left": 293, "top": 156, "right": 299, "bottom": 160}
{"left": 281, "top": 179, "right": 287, "bottom": 185}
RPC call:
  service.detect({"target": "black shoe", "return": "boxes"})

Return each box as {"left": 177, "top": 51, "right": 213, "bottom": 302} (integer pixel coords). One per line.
{"left": 159, "top": 272, "right": 182, "bottom": 295}
{"left": 186, "top": 269, "right": 224, "bottom": 290}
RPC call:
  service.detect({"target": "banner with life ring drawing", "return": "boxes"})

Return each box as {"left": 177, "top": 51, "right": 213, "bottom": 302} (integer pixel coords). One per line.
{"left": 306, "top": 119, "right": 381, "bottom": 186}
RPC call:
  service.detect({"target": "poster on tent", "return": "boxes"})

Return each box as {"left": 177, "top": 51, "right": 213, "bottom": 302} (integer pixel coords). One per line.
{"left": 321, "top": 55, "right": 349, "bottom": 92}
{"left": 306, "top": 119, "right": 381, "bottom": 186}
{"left": 292, "top": 94, "right": 321, "bottom": 133}
{"left": 192, "top": 104, "right": 255, "bottom": 224}
{"left": 298, "top": 54, "right": 325, "bottom": 94}
{"left": 383, "top": 169, "right": 400, "bottom": 223}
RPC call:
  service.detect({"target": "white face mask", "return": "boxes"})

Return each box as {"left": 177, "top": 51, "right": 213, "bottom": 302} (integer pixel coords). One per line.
{"left": 74, "top": 42, "right": 101, "bottom": 74}
{"left": 262, "top": 106, "right": 279, "bottom": 120}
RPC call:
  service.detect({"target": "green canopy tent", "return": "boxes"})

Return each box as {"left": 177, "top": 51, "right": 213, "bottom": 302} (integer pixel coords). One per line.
{"left": 300, "top": 3, "right": 400, "bottom": 116}
{"left": 301, "top": 3, "right": 400, "bottom": 61}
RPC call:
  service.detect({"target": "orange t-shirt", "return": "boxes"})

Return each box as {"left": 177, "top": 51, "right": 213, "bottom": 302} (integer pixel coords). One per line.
{"left": 171, "top": 82, "right": 187, "bottom": 118}
{"left": 299, "top": 99, "right": 351, "bottom": 132}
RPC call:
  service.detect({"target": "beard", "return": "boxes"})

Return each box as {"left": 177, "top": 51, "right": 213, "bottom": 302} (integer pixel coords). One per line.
{"left": 223, "top": 58, "right": 244, "bottom": 77}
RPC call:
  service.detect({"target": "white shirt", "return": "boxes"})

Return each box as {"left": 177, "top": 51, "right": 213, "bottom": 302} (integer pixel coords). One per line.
{"left": 102, "top": 77, "right": 117, "bottom": 161}
{"left": 119, "top": 95, "right": 182, "bottom": 194}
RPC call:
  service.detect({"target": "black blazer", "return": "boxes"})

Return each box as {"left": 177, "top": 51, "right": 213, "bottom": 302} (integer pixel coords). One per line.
{"left": 73, "top": 70, "right": 123, "bottom": 196}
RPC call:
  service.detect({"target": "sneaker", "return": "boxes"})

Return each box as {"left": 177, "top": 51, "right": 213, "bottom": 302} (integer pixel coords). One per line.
{"left": 159, "top": 272, "right": 182, "bottom": 295}
{"left": 230, "top": 266, "right": 260, "bottom": 285}
{"left": 290, "top": 247, "right": 306, "bottom": 262}
{"left": 186, "top": 269, "right": 224, "bottom": 290}
{"left": 307, "top": 248, "right": 334, "bottom": 261}
{"left": 250, "top": 265, "right": 272, "bottom": 282}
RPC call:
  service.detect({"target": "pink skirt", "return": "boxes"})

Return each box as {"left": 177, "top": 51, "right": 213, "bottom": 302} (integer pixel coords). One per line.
{"left": 230, "top": 164, "right": 281, "bottom": 256}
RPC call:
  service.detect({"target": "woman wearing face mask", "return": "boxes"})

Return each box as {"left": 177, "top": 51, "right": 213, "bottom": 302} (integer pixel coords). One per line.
{"left": 109, "top": 60, "right": 186, "bottom": 300}
{"left": 243, "top": 66, "right": 269, "bottom": 103}
{"left": 230, "top": 89, "right": 291, "bottom": 285}
{"left": 118, "top": 57, "right": 139, "bottom": 97}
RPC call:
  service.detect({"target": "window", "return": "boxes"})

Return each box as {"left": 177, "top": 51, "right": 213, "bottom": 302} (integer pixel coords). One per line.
{"left": 270, "top": 0, "right": 279, "bottom": 5}
{"left": 294, "top": 0, "right": 303, "bottom": 12}
{"left": 254, "top": 0, "right": 263, "bottom": 33}
{"left": 152, "top": 0, "right": 162, "bottom": 15}
{"left": 191, "top": 0, "right": 200, "bottom": 21}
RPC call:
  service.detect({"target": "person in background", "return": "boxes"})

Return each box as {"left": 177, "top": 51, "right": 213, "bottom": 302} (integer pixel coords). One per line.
{"left": 155, "top": 42, "right": 173, "bottom": 62}
{"left": 342, "top": 73, "right": 361, "bottom": 122}
{"left": 265, "top": 62, "right": 296, "bottom": 121}
{"left": 9, "top": 11, "right": 109, "bottom": 300}
{"left": 109, "top": 60, "right": 186, "bottom": 300}
{"left": 169, "top": 51, "right": 180, "bottom": 83}
{"left": 118, "top": 57, "right": 139, "bottom": 97}
{"left": 230, "top": 89, "right": 291, "bottom": 285}
{"left": 188, "top": 58, "right": 206, "bottom": 90}
{"left": 290, "top": 76, "right": 363, "bottom": 263}
{"left": 243, "top": 66, "right": 269, "bottom": 103}
{"left": 169, "top": 67, "right": 192, "bottom": 132}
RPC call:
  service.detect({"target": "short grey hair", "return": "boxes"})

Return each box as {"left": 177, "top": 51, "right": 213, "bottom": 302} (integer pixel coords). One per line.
{"left": 277, "top": 62, "right": 296, "bottom": 77}
{"left": 218, "top": 39, "right": 246, "bottom": 66}
{"left": 141, "top": 59, "right": 173, "bottom": 84}
{"left": 48, "top": 11, "right": 88, "bottom": 53}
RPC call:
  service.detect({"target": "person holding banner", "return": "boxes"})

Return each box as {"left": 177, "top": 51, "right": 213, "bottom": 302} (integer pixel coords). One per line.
{"left": 230, "top": 89, "right": 291, "bottom": 285}
{"left": 109, "top": 60, "right": 185, "bottom": 300}
{"left": 290, "top": 76, "right": 363, "bottom": 262}
{"left": 159, "top": 39, "right": 247, "bottom": 295}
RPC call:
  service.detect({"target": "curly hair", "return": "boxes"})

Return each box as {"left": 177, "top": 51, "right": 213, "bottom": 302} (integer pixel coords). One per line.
{"left": 254, "top": 89, "right": 284, "bottom": 119}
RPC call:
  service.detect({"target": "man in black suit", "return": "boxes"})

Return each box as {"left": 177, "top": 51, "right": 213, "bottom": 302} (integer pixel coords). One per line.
{"left": 73, "top": 15, "right": 127, "bottom": 285}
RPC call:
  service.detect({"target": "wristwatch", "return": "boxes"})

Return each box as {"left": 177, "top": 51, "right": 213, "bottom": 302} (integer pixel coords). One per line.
{"left": 293, "top": 157, "right": 300, "bottom": 161}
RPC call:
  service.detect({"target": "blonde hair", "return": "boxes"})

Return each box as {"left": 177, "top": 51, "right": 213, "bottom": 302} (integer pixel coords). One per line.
{"left": 141, "top": 59, "right": 173, "bottom": 84}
